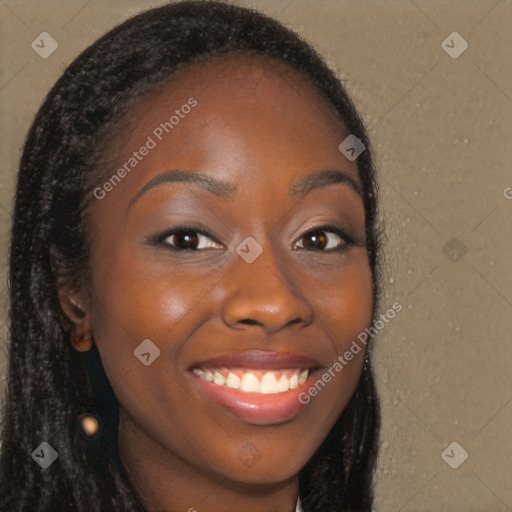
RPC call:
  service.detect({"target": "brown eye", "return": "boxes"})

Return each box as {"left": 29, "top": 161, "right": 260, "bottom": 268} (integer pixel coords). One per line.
{"left": 170, "top": 230, "right": 200, "bottom": 250}
{"left": 302, "top": 230, "right": 328, "bottom": 250}
{"left": 295, "top": 227, "right": 350, "bottom": 252}
{"left": 160, "top": 227, "right": 223, "bottom": 251}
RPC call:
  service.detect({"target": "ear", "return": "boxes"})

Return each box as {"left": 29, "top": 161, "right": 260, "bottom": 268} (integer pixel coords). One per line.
{"left": 50, "top": 244, "right": 94, "bottom": 352}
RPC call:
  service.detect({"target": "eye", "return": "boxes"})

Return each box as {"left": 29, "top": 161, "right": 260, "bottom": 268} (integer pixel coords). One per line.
{"left": 293, "top": 225, "right": 355, "bottom": 252}
{"left": 153, "top": 225, "right": 223, "bottom": 251}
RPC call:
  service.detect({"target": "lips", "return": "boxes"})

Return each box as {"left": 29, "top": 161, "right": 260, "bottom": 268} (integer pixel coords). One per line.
{"left": 190, "top": 350, "right": 322, "bottom": 371}
{"left": 188, "top": 350, "right": 324, "bottom": 425}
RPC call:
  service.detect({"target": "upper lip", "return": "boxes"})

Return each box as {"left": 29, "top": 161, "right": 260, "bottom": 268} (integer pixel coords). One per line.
{"left": 190, "top": 350, "right": 323, "bottom": 371}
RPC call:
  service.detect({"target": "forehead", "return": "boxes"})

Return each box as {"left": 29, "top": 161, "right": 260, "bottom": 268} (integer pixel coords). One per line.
{"left": 133, "top": 52, "right": 344, "bottom": 128}
{"left": 95, "top": 53, "right": 359, "bottom": 205}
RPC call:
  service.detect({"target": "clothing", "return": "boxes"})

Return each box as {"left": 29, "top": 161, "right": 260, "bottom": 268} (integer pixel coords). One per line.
{"left": 296, "top": 496, "right": 304, "bottom": 512}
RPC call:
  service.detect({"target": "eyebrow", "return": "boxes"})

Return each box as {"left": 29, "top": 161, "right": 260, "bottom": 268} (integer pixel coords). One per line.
{"left": 129, "top": 170, "right": 238, "bottom": 208}
{"left": 129, "top": 168, "right": 362, "bottom": 208}
{"left": 291, "top": 169, "right": 362, "bottom": 198}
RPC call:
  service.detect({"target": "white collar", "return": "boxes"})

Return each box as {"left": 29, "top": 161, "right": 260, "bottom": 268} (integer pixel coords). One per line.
{"left": 296, "top": 496, "right": 304, "bottom": 512}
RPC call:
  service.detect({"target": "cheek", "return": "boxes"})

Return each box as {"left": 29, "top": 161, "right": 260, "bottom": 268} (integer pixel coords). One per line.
{"left": 307, "top": 250, "right": 374, "bottom": 347}
{"left": 87, "top": 241, "right": 230, "bottom": 386}
{"left": 85, "top": 251, "right": 220, "bottom": 451}
{"left": 336, "top": 261, "right": 374, "bottom": 345}
{"left": 299, "top": 252, "right": 374, "bottom": 415}
{"left": 332, "top": 255, "right": 374, "bottom": 377}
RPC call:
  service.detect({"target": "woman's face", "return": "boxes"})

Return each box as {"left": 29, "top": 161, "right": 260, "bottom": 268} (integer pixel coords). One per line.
{"left": 83, "top": 55, "right": 373, "bottom": 492}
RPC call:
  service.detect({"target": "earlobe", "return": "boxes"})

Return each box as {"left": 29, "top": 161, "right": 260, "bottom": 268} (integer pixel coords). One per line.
{"left": 50, "top": 244, "right": 94, "bottom": 351}
{"left": 70, "top": 319, "right": 94, "bottom": 352}
{"left": 58, "top": 289, "right": 95, "bottom": 352}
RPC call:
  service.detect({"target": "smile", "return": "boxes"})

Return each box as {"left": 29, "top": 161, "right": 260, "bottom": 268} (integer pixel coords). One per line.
{"left": 188, "top": 351, "right": 324, "bottom": 425}
{"left": 192, "top": 367, "right": 310, "bottom": 394}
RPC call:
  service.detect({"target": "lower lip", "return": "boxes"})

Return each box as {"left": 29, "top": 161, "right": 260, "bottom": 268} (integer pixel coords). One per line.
{"left": 189, "top": 370, "right": 321, "bottom": 425}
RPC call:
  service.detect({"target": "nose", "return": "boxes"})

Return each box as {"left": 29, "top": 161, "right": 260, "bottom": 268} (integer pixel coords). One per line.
{"left": 220, "top": 241, "right": 314, "bottom": 334}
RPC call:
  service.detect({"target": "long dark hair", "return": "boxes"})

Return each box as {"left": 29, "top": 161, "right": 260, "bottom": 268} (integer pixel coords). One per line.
{"left": 0, "top": 1, "right": 383, "bottom": 510}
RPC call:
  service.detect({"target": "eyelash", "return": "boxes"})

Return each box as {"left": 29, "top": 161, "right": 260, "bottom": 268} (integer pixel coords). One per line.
{"left": 148, "top": 223, "right": 361, "bottom": 254}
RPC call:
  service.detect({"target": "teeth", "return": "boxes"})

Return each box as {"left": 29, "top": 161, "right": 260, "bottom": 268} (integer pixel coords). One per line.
{"left": 226, "top": 372, "right": 241, "bottom": 390}
{"left": 213, "top": 371, "right": 226, "bottom": 386}
{"left": 260, "top": 372, "right": 278, "bottom": 394}
{"left": 240, "top": 373, "right": 260, "bottom": 392}
{"left": 193, "top": 368, "right": 310, "bottom": 394}
{"left": 277, "top": 375, "right": 289, "bottom": 392}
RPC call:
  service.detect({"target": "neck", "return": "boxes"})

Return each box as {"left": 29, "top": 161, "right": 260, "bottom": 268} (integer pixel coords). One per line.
{"left": 117, "top": 412, "right": 300, "bottom": 512}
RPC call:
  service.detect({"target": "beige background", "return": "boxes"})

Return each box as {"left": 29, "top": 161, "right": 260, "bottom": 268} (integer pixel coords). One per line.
{"left": 1, "top": 1, "right": 511, "bottom": 510}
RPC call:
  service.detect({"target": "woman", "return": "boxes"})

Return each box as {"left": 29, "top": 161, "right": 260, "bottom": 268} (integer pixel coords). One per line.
{"left": 0, "top": 1, "right": 383, "bottom": 510}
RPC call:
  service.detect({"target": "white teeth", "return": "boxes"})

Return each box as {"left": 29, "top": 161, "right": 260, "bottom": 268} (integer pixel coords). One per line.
{"left": 226, "top": 372, "right": 241, "bottom": 390}
{"left": 193, "top": 368, "right": 310, "bottom": 394}
{"left": 213, "top": 371, "right": 225, "bottom": 386}
{"left": 277, "top": 374, "right": 289, "bottom": 392}
{"left": 260, "top": 372, "right": 278, "bottom": 394}
{"left": 240, "top": 373, "right": 260, "bottom": 392}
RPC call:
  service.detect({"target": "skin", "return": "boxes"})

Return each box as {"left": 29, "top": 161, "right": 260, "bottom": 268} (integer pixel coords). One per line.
{"left": 59, "top": 55, "right": 374, "bottom": 512}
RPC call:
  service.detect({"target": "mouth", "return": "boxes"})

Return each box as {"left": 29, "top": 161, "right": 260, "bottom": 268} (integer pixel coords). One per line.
{"left": 192, "top": 367, "right": 311, "bottom": 393}
{"left": 188, "top": 350, "right": 324, "bottom": 425}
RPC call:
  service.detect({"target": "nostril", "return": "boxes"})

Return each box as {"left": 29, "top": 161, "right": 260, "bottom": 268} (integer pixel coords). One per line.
{"left": 240, "top": 319, "right": 260, "bottom": 326}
